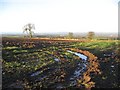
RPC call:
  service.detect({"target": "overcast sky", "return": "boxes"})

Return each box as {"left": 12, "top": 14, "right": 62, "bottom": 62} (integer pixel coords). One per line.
{"left": 0, "top": 0, "right": 119, "bottom": 34}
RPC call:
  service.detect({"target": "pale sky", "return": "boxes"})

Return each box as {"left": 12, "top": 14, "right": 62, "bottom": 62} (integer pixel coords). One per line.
{"left": 0, "top": 0, "right": 119, "bottom": 34}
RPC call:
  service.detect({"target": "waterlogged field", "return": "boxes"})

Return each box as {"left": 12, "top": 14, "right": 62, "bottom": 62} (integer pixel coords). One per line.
{"left": 2, "top": 38, "right": 120, "bottom": 89}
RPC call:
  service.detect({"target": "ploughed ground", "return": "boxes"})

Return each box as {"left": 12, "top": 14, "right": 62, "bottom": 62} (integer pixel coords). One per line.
{"left": 2, "top": 37, "right": 120, "bottom": 89}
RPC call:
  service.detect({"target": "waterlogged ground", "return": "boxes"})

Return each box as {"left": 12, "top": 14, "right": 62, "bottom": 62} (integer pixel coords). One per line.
{"left": 2, "top": 38, "right": 120, "bottom": 89}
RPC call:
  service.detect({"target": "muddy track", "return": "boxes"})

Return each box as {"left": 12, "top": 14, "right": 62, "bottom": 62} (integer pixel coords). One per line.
{"left": 66, "top": 48, "right": 101, "bottom": 88}
{"left": 23, "top": 48, "right": 101, "bottom": 89}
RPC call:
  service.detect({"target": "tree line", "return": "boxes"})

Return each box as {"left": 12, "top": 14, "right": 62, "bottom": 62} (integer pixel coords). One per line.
{"left": 23, "top": 23, "right": 117, "bottom": 40}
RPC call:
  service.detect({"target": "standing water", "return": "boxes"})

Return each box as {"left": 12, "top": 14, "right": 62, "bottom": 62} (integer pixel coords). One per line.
{"left": 67, "top": 50, "right": 88, "bottom": 86}
{"left": 67, "top": 50, "right": 87, "bottom": 60}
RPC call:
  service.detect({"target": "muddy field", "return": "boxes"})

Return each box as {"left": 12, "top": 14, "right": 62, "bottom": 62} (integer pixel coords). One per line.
{"left": 2, "top": 37, "right": 120, "bottom": 89}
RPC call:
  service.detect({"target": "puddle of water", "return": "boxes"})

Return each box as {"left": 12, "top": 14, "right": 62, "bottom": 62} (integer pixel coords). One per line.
{"left": 67, "top": 50, "right": 87, "bottom": 60}
{"left": 31, "top": 71, "right": 40, "bottom": 77}
{"left": 74, "top": 52, "right": 87, "bottom": 60}
{"left": 56, "top": 84, "right": 64, "bottom": 89}
{"left": 73, "top": 63, "right": 86, "bottom": 78}
{"left": 54, "top": 58, "right": 60, "bottom": 62}
{"left": 74, "top": 69, "right": 82, "bottom": 77}
{"left": 111, "top": 65, "right": 114, "bottom": 68}
{"left": 104, "top": 54, "right": 111, "bottom": 57}
{"left": 67, "top": 50, "right": 88, "bottom": 86}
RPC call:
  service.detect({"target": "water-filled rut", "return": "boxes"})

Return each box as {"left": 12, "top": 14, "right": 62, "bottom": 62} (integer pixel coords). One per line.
{"left": 29, "top": 49, "right": 101, "bottom": 88}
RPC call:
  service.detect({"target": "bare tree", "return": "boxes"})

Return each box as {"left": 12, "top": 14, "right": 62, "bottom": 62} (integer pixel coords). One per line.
{"left": 23, "top": 23, "right": 35, "bottom": 38}
{"left": 23, "top": 23, "right": 35, "bottom": 48}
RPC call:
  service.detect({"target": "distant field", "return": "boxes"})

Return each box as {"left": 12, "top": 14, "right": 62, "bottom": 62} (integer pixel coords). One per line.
{"left": 2, "top": 37, "right": 120, "bottom": 89}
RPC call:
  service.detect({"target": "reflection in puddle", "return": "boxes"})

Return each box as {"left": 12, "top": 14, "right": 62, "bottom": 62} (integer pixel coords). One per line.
{"left": 111, "top": 65, "right": 114, "bottom": 68}
{"left": 67, "top": 50, "right": 88, "bottom": 86}
{"left": 67, "top": 50, "right": 87, "bottom": 60}
{"left": 31, "top": 71, "right": 40, "bottom": 77}
{"left": 54, "top": 58, "right": 60, "bottom": 62}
